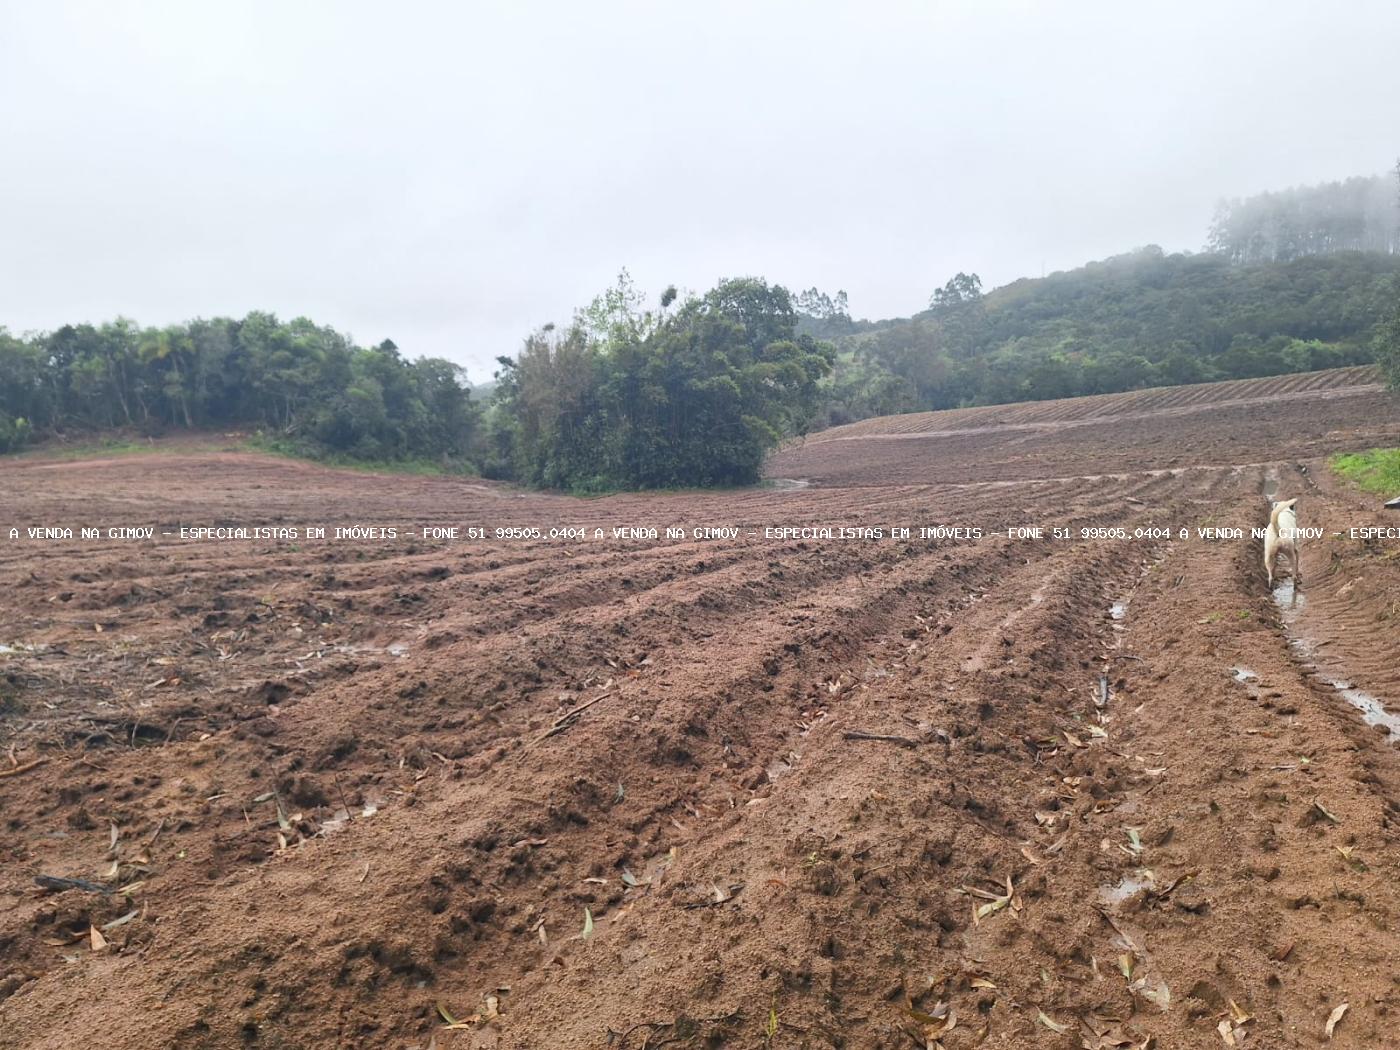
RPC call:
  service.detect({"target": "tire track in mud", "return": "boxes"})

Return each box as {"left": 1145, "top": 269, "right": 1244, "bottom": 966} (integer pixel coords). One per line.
{"left": 1060, "top": 490, "right": 1400, "bottom": 1050}
{"left": 1263, "top": 464, "right": 1400, "bottom": 723}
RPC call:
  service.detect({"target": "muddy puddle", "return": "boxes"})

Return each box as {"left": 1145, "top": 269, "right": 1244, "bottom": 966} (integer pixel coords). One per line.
{"left": 1273, "top": 579, "right": 1399, "bottom": 739}
{"left": 1327, "top": 679, "right": 1400, "bottom": 736}
{"left": 762, "top": 477, "right": 811, "bottom": 490}
{"left": 1099, "top": 870, "right": 1154, "bottom": 904}
{"left": 1272, "top": 577, "right": 1306, "bottom": 615}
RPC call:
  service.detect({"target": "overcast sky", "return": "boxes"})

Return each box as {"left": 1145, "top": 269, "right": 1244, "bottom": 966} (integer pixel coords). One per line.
{"left": 2, "top": 1, "right": 1398, "bottom": 380}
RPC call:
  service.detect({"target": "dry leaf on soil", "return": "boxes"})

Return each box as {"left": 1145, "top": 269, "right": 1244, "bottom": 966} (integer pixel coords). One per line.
{"left": 1325, "top": 1003, "right": 1348, "bottom": 1039}
{"left": 901, "top": 1002, "right": 956, "bottom": 1046}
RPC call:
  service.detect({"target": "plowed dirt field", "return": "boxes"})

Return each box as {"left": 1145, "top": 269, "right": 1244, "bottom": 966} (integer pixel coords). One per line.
{"left": 3, "top": 367, "right": 1400, "bottom": 1049}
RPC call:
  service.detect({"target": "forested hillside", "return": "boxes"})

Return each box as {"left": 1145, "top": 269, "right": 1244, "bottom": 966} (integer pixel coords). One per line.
{"left": 804, "top": 168, "right": 1400, "bottom": 424}
{"left": 817, "top": 248, "right": 1400, "bottom": 425}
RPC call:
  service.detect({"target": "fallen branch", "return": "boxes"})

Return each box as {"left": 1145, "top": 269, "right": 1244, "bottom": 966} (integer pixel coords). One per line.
{"left": 526, "top": 691, "right": 614, "bottom": 748}
{"left": 0, "top": 757, "right": 49, "bottom": 778}
{"left": 34, "top": 874, "right": 113, "bottom": 895}
{"left": 550, "top": 690, "right": 614, "bottom": 727}
{"left": 333, "top": 773, "right": 355, "bottom": 822}
{"left": 1146, "top": 868, "right": 1199, "bottom": 905}
{"left": 843, "top": 731, "right": 919, "bottom": 748}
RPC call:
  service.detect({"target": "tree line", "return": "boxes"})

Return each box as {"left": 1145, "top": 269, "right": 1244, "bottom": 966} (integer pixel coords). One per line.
{"left": 0, "top": 314, "right": 478, "bottom": 459}
{"left": 0, "top": 277, "right": 834, "bottom": 491}
{"left": 1208, "top": 169, "right": 1400, "bottom": 263}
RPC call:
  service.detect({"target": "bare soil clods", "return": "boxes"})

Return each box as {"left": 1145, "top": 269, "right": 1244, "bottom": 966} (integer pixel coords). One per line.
{"left": 3, "top": 367, "right": 1400, "bottom": 1048}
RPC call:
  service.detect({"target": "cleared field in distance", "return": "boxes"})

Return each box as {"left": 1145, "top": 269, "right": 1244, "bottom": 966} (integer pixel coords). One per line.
{"left": 809, "top": 365, "right": 1385, "bottom": 439}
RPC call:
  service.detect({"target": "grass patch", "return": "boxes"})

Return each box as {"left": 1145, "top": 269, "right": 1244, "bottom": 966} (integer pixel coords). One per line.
{"left": 8, "top": 432, "right": 477, "bottom": 477}
{"left": 8, "top": 431, "right": 254, "bottom": 461}
{"left": 245, "top": 434, "right": 476, "bottom": 477}
{"left": 1330, "top": 447, "right": 1400, "bottom": 496}
{"left": 11, "top": 437, "right": 174, "bottom": 460}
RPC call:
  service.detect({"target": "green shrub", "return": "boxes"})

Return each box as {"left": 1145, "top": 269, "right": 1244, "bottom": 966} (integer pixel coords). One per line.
{"left": 0, "top": 413, "right": 31, "bottom": 453}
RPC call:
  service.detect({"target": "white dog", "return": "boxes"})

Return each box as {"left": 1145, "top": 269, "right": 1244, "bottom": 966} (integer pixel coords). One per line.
{"left": 1264, "top": 497, "right": 1300, "bottom": 589}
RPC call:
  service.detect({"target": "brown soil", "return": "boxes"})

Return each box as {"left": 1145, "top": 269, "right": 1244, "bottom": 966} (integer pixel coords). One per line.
{"left": 3, "top": 368, "right": 1400, "bottom": 1049}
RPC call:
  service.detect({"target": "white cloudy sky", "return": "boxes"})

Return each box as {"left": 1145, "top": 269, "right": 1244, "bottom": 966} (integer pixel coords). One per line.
{"left": 2, "top": 0, "right": 1397, "bottom": 379}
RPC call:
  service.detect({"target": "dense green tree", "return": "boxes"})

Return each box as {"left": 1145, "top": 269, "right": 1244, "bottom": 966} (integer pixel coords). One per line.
{"left": 487, "top": 276, "right": 834, "bottom": 490}
{"left": 929, "top": 272, "right": 983, "bottom": 311}
{"left": 606, "top": 279, "right": 833, "bottom": 487}
{"left": 504, "top": 324, "right": 609, "bottom": 488}
{"left": 795, "top": 287, "right": 851, "bottom": 325}
{"left": 926, "top": 272, "right": 986, "bottom": 359}
{"left": 1378, "top": 277, "right": 1400, "bottom": 390}
{"left": 0, "top": 329, "right": 49, "bottom": 430}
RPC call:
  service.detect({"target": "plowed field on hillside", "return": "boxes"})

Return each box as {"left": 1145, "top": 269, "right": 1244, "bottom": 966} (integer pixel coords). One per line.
{"left": 3, "top": 369, "right": 1400, "bottom": 1049}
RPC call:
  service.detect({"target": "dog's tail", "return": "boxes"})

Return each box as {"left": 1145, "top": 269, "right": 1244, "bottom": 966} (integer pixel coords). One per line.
{"left": 1269, "top": 498, "right": 1297, "bottom": 529}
